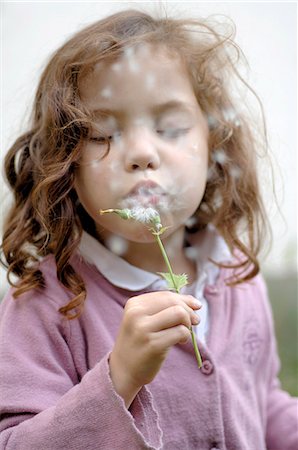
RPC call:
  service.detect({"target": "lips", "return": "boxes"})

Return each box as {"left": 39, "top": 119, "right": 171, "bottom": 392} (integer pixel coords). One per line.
{"left": 128, "top": 180, "right": 164, "bottom": 197}
{"left": 123, "top": 181, "right": 166, "bottom": 208}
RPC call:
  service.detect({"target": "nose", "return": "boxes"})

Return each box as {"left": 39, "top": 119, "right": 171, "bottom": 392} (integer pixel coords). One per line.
{"left": 124, "top": 128, "right": 160, "bottom": 172}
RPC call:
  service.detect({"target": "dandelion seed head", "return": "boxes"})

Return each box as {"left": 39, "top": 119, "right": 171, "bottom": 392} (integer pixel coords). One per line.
{"left": 131, "top": 206, "right": 160, "bottom": 224}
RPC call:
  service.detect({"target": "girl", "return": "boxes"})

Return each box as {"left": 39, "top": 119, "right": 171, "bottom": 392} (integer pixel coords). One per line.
{"left": 0, "top": 9, "right": 297, "bottom": 450}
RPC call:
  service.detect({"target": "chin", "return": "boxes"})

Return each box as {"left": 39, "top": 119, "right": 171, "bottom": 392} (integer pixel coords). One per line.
{"left": 127, "top": 227, "right": 157, "bottom": 244}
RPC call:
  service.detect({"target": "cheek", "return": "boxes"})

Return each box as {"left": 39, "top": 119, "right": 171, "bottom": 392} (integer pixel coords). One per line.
{"left": 105, "top": 160, "right": 123, "bottom": 193}
{"left": 171, "top": 142, "right": 208, "bottom": 208}
{"left": 176, "top": 140, "right": 208, "bottom": 183}
{"left": 74, "top": 166, "right": 107, "bottom": 213}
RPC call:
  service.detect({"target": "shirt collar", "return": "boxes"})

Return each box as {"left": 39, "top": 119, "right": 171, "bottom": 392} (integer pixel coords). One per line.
{"left": 78, "top": 225, "right": 231, "bottom": 291}
{"left": 79, "top": 231, "right": 160, "bottom": 290}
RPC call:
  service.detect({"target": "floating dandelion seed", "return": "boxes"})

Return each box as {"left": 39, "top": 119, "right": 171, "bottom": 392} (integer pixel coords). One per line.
{"left": 145, "top": 73, "right": 155, "bottom": 90}
{"left": 185, "top": 216, "right": 197, "bottom": 228}
{"left": 128, "top": 59, "right": 140, "bottom": 73}
{"left": 185, "top": 246, "right": 198, "bottom": 261}
{"left": 106, "top": 116, "right": 117, "bottom": 128}
{"left": 123, "top": 46, "right": 140, "bottom": 73}
{"left": 207, "top": 165, "right": 217, "bottom": 182}
{"left": 223, "top": 108, "right": 241, "bottom": 127}
{"left": 133, "top": 117, "right": 151, "bottom": 127}
{"left": 213, "top": 191, "right": 223, "bottom": 209}
{"left": 111, "top": 62, "right": 122, "bottom": 72}
{"left": 199, "top": 202, "right": 209, "bottom": 213}
{"left": 137, "top": 42, "right": 150, "bottom": 58}
{"left": 101, "top": 87, "right": 113, "bottom": 98}
{"left": 212, "top": 148, "right": 227, "bottom": 165}
{"left": 123, "top": 46, "right": 135, "bottom": 59}
{"left": 230, "top": 165, "right": 242, "bottom": 179}
{"left": 207, "top": 115, "right": 218, "bottom": 129}
{"left": 106, "top": 236, "right": 128, "bottom": 256}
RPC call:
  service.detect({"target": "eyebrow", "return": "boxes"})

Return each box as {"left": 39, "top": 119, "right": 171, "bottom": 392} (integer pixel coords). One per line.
{"left": 89, "top": 100, "right": 195, "bottom": 119}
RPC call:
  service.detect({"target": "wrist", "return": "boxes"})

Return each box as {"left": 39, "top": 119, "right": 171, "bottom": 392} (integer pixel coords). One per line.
{"left": 109, "top": 352, "right": 142, "bottom": 409}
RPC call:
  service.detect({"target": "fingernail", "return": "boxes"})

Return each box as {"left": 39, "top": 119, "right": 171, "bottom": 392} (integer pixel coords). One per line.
{"left": 193, "top": 300, "right": 202, "bottom": 308}
{"left": 192, "top": 314, "right": 200, "bottom": 324}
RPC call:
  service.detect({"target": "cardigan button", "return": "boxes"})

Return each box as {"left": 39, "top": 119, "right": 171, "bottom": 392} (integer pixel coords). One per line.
{"left": 205, "top": 285, "right": 219, "bottom": 295}
{"left": 201, "top": 360, "right": 214, "bottom": 375}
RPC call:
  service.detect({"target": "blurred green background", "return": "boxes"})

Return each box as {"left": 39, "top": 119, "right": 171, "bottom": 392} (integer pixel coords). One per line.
{"left": 265, "top": 273, "right": 298, "bottom": 396}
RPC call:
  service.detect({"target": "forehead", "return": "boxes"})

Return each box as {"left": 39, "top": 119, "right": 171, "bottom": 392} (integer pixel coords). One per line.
{"left": 79, "top": 44, "right": 197, "bottom": 114}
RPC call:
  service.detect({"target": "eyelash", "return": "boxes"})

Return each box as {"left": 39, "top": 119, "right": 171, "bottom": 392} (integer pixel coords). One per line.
{"left": 156, "top": 128, "right": 190, "bottom": 139}
{"left": 89, "top": 127, "right": 190, "bottom": 144}
{"left": 89, "top": 136, "right": 112, "bottom": 144}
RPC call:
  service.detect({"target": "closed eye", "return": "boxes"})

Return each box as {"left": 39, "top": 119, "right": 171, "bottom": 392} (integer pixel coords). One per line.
{"left": 89, "top": 131, "right": 121, "bottom": 144}
{"left": 89, "top": 136, "right": 112, "bottom": 144}
{"left": 156, "top": 128, "right": 190, "bottom": 139}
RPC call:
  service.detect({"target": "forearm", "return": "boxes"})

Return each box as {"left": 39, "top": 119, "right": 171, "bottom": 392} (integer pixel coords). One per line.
{"left": 0, "top": 355, "right": 162, "bottom": 450}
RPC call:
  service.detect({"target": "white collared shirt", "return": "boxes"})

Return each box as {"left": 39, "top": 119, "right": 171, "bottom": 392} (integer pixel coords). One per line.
{"left": 78, "top": 226, "right": 231, "bottom": 344}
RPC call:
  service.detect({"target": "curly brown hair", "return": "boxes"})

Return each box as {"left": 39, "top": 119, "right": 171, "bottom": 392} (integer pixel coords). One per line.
{"left": 1, "top": 9, "right": 270, "bottom": 318}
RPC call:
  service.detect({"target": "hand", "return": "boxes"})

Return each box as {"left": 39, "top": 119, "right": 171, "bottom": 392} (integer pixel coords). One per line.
{"left": 109, "top": 291, "right": 201, "bottom": 407}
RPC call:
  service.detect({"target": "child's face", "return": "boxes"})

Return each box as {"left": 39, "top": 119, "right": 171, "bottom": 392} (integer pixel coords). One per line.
{"left": 75, "top": 44, "right": 209, "bottom": 243}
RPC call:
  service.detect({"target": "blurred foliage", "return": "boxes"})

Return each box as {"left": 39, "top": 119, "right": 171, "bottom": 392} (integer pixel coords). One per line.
{"left": 265, "top": 273, "right": 298, "bottom": 396}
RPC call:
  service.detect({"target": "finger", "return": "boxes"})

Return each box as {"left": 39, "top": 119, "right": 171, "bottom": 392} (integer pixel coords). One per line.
{"left": 149, "top": 305, "right": 200, "bottom": 332}
{"left": 127, "top": 292, "right": 202, "bottom": 316}
{"left": 151, "top": 325, "right": 192, "bottom": 350}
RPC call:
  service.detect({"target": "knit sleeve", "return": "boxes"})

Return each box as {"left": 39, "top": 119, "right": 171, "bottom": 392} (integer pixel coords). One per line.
{"left": 0, "top": 288, "right": 163, "bottom": 450}
{"left": 258, "top": 277, "right": 298, "bottom": 450}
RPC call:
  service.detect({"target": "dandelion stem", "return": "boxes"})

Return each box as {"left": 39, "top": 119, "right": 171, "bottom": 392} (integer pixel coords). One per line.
{"left": 99, "top": 206, "right": 203, "bottom": 368}
{"left": 154, "top": 231, "right": 202, "bottom": 369}
{"left": 155, "top": 233, "right": 177, "bottom": 290}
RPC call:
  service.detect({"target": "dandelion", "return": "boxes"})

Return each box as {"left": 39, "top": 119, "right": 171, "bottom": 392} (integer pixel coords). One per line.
{"left": 99, "top": 206, "right": 203, "bottom": 368}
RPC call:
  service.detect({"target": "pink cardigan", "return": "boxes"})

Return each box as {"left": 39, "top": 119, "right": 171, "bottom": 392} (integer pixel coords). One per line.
{"left": 0, "top": 254, "right": 297, "bottom": 449}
